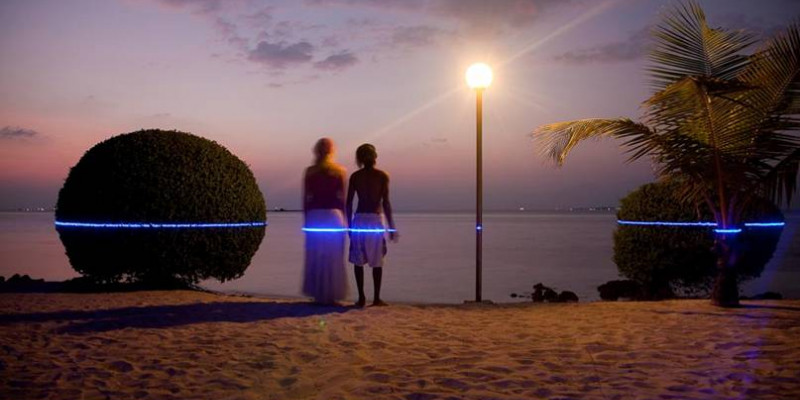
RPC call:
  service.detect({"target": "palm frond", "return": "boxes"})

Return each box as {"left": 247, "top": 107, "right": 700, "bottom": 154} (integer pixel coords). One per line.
{"left": 533, "top": 118, "right": 655, "bottom": 165}
{"left": 646, "top": 76, "right": 757, "bottom": 153}
{"left": 648, "top": 1, "right": 755, "bottom": 90}
{"left": 737, "top": 20, "right": 800, "bottom": 131}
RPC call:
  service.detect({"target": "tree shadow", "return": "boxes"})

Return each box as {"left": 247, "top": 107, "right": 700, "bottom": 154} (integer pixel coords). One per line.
{"left": 0, "top": 301, "right": 354, "bottom": 334}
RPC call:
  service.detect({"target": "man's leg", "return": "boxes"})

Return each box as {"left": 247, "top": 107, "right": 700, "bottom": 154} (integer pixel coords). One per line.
{"left": 372, "top": 267, "right": 387, "bottom": 306}
{"left": 354, "top": 265, "right": 366, "bottom": 307}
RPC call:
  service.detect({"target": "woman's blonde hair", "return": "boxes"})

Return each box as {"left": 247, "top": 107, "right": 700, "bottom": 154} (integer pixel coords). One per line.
{"left": 313, "top": 137, "right": 335, "bottom": 164}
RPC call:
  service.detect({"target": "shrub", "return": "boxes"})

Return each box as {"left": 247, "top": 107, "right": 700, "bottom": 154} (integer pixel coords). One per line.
{"left": 56, "top": 129, "right": 266, "bottom": 284}
{"left": 614, "top": 181, "right": 783, "bottom": 298}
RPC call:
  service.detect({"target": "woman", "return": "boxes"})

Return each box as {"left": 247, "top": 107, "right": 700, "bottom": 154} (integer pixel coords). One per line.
{"left": 346, "top": 143, "right": 397, "bottom": 307}
{"left": 302, "top": 138, "right": 348, "bottom": 305}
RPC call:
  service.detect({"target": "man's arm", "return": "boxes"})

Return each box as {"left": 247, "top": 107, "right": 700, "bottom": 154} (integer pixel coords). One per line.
{"left": 382, "top": 173, "right": 397, "bottom": 241}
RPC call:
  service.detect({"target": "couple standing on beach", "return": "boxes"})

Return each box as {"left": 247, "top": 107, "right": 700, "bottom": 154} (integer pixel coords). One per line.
{"left": 302, "top": 138, "right": 397, "bottom": 307}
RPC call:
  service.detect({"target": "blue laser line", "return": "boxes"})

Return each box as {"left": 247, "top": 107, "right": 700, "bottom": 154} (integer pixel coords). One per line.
{"left": 617, "top": 220, "right": 785, "bottom": 235}
{"left": 618, "top": 220, "right": 717, "bottom": 227}
{"left": 715, "top": 228, "right": 743, "bottom": 234}
{"left": 744, "top": 222, "right": 785, "bottom": 227}
{"left": 55, "top": 221, "right": 267, "bottom": 229}
{"left": 302, "top": 227, "right": 397, "bottom": 233}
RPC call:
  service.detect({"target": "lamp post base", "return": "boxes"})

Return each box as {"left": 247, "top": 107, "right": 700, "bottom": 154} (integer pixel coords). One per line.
{"left": 463, "top": 300, "right": 494, "bottom": 305}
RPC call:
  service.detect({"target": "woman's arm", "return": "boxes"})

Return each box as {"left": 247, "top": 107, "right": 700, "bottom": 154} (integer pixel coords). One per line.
{"left": 302, "top": 168, "right": 311, "bottom": 225}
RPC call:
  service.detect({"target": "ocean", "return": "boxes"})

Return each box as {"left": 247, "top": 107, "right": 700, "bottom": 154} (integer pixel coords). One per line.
{"left": 1, "top": 211, "right": 798, "bottom": 303}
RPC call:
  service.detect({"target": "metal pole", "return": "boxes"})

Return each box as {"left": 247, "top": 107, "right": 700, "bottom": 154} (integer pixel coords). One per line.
{"left": 476, "top": 89, "right": 483, "bottom": 302}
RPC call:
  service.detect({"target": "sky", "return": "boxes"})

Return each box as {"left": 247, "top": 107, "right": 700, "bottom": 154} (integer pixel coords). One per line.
{"left": 1, "top": 0, "right": 798, "bottom": 211}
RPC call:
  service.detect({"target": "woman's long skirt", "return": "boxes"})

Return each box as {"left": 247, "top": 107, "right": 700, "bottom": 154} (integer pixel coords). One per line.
{"left": 302, "top": 209, "right": 348, "bottom": 304}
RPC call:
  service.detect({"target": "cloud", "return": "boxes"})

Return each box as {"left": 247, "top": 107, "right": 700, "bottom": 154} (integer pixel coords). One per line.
{"left": 555, "top": 27, "right": 650, "bottom": 64}
{"left": 213, "top": 17, "right": 248, "bottom": 49}
{"left": 0, "top": 126, "right": 40, "bottom": 140}
{"left": 244, "top": 8, "right": 273, "bottom": 28}
{"left": 556, "top": 13, "right": 792, "bottom": 66}
{"left": 314, "top": 51, "right": 358, "bottom": 71}
{"left": 155, "top": 0, "right": 224, "bottom": 15}
{"left": 306, "top": 0, "right": 570, "bottom": 36}
{"left": 304, "top": 0, "right": 425, "bottom": 11}
{"left": 247, "top": 40, "right": 315, "bottom": 69}
{"left": 430, "top": 0, "right": 562, "bottom": 32}
{"left": 390, "top": 25, "right": 446, "bottom": 48}
{"left": 715, "top": 13, "right": 787, "bottom": 40}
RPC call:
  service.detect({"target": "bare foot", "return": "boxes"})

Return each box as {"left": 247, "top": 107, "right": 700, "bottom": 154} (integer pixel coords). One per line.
{"left": 371, "top": 299, "right": 389, "bottom": 307}
{"left": 355, "top": 298, "right": 366, "bottom": 308}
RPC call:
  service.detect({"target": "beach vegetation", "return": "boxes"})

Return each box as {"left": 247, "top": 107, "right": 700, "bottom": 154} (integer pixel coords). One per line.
{"left": 534, "top": 1, "right": 800, "bottom": 306}
{"left": 55, "top": 129, "right": 266, "bottom": 285}
{"left": 614, "top": 181, "right": 783, "bottom": 298}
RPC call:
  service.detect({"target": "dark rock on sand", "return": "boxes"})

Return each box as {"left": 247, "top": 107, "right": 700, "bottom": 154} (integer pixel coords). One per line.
{"left": 558, "top": 291, "right": 579, "bottom": 303}
{"left": 533, "top": 283, "right": 559, "bottom": 303}
{"left": 598, "top": 280, "right": 643, "bottom": 301}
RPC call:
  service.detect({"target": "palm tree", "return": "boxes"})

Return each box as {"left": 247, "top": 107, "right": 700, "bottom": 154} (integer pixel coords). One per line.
{"left": 533, "top": 1, "right": 800, "bottom": 307}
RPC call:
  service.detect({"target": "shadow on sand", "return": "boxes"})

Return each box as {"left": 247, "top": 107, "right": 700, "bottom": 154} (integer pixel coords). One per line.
{"left": 647, "top": 302, "right": 800, "bottom": 321}
{"left": 0, "top": 301, "right": 353, "bottom": 334}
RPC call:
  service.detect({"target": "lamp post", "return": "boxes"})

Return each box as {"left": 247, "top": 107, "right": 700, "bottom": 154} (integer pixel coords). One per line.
{"left": 465, "top": 63, "right": 492, "bottom": 303}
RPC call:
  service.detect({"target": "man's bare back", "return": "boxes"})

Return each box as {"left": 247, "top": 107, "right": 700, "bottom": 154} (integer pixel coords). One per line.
{"left": 347, "top": 167, "right": 389, "bottom": 214}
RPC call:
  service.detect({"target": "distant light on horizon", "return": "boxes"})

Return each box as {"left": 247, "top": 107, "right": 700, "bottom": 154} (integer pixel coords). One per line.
{"left": 466, "top": 63, "right": 493, "bottom": 90}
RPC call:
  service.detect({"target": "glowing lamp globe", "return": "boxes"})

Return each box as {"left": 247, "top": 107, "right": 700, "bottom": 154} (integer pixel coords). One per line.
{"left": 466, "top": 63, "right": 493, "bottom": 90}
{"left": 55, "top": 129, "right": 267, "bottom": 285}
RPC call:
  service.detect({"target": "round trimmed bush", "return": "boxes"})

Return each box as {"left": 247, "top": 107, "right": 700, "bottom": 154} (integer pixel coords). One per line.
{"left": 56, "top": 129, "right": 266, "bottom": 285}
{"left": 614, "top": 181, "right": 783, "bottom": 298}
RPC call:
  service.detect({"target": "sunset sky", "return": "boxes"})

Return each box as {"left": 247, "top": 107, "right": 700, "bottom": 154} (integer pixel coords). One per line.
{"left": 1, "top": 0, "right": 798, "bottom": 211}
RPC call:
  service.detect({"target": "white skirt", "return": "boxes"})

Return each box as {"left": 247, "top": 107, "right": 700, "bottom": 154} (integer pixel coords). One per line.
{"left": 302, "top": 209, "right": 348, "bottom": 303}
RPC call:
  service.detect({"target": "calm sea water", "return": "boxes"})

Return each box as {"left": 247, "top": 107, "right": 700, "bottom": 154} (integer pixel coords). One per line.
{"left": 1, "top": 211, "right": 798, "bottom": 303}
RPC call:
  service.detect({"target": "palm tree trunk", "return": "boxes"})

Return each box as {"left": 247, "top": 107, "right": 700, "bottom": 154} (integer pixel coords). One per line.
{"left": 711, "top": 233, "right": 740, "bottom": 307}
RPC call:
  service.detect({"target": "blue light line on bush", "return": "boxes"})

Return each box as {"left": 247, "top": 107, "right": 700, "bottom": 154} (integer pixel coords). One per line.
{"left": 744, "top": 222, "right": 785, "bottom": 227}
{"left": 55, "top": 221, "right": 267, "bottom": 229}
{"left": 715, "top": 228, "right": 743, "bottom": 234}
{"left": 618, "top": 220, "right": 717, "bottom": 227}
{"left": 302, "top": 227, "right": 397, "bottom": 233}
{"left": 617, "top": 220, "right": 785, "bottom": 233}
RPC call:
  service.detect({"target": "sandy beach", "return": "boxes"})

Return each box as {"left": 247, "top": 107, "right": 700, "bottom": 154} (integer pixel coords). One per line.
{"left": 1, "top": 291, "right": 799, "bottom": 400}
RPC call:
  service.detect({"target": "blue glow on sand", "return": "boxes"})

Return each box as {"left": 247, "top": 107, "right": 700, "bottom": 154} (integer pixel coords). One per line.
{"left": 55, "top": 221, "right": 267, "bottom": 229}
{"left": 617, "top": 220, "right": 784, "bottom": 235}
{"left": 302, "top": 227, "right": 397, "bottom": 233}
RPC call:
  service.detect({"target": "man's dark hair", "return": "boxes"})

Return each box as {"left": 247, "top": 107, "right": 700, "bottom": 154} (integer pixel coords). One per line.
{"left": 356, "top": 143, "right": 377, "bottom": 168}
